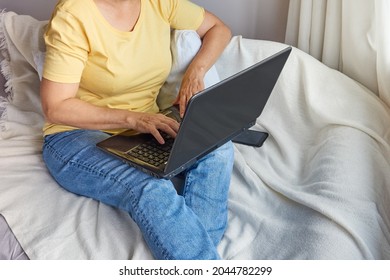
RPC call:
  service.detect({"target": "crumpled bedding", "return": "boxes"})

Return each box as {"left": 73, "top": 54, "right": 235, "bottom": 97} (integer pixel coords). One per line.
{"left": 216, "top": 38, "right": 390, "bottom": 259}
{"left": 1, "top": 12, "right": 390, "bottom": 259}
{"left": 0, "top": 214, "right": 28, "bottom": 260}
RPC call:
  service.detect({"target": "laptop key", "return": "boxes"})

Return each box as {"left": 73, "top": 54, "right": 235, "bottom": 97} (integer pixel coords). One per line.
{"left": 126, "top": 135, "right": 174, "bottom": 167}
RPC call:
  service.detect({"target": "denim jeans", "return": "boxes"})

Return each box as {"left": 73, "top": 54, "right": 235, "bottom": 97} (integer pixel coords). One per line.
{"left": 42, "top": 129, "right": 234, "bottom": 260}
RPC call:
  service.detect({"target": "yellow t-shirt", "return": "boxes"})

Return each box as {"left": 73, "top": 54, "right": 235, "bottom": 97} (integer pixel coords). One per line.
{"left": 43, "top": 0, "right": 204, "bottom": 135}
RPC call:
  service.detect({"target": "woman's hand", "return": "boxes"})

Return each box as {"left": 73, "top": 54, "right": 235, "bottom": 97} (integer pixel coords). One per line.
{"left": 130, "top": 112, "right": 179, "bottom": 144}
{"left": 173, "top": 10, "right": 232, "bottom": 117}
{"left": 174, "top": 66, "right": 206, "bottom": 117}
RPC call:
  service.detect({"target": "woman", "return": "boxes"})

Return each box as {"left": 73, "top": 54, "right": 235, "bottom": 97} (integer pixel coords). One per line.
{"left": 41, "top": 0, "right": 233, "bottom": 260}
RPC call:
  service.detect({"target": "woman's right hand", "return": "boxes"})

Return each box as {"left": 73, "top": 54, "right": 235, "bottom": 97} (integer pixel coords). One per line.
{"left": 130, "top": 112, "right": 179, "bottom": 144}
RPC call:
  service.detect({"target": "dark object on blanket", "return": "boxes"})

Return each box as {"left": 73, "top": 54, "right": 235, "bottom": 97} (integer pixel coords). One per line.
{"left": 233, "top": 129, "right": 269, "bottom": 147}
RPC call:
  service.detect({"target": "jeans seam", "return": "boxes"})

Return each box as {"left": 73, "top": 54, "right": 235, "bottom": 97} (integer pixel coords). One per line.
{"left": 44, "top": 140, "right": 173, "bottom": 260}
{"left": 182, "top": 169, "right": 194, "bottom": 204}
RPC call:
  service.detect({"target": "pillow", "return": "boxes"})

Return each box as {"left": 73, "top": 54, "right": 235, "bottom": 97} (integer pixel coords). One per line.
{"left": 157, "top": 30, "right": 220, "bottom": 110}
{"left": 0, "top": 11, "right": 47, "bottom": 140}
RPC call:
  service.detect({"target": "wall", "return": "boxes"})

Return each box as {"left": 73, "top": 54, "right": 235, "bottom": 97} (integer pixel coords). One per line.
{"left": 1, "top": 0, "right": 289, "bottom": 94}
{"left": 1, "top": 0, "right": 57, "bottom": 20}
{"left": 193, "top": 0, "right": 290, "bottom": 42}
{"left": 1, "top": 0, "right": 290, "bottom": 42}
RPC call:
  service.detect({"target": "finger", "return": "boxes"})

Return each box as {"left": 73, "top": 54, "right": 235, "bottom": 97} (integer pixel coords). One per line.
{"left": 150, "top": 128, "right": 165, "bottom": 144}
{"left": 154, "top": 115, "right": 180, "bottom": 140}
{"left": 166, "top": 119, "right": 180, "bottom": 133}
{"left": 179, "top": 94, "right": 188, "bottom": 118}
{"left": 161, "top": 119, "right": 180, "bottom": 137}
{"left": 173, "top": 94, "right": 180, "bottom": 106}
{"left": 159, "top": 123, "right": 178, "bottom": 139}
{"left": 157, "top": 114, "right": 180, "bottom": 131}
{"left": 173, "top": 90, "right": 183, "bottom": 112}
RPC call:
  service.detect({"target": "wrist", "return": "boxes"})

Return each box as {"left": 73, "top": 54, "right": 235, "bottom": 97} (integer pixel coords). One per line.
{"left": 124, "top": 111, "right": 138, "bottom": 129}
{"left": 186, "top": 63, "right": 207, "bottom": 79}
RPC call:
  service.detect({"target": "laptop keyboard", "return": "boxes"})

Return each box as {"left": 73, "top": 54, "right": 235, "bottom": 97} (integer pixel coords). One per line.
{"left": 126, "top": 135, "right": 174, "bottom": 168}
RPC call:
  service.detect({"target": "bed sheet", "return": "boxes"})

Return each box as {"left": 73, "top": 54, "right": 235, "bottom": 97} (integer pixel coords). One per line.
{"left": 0, "top": 214, "right": 28, "bottom": 260}
{"left": 217, "top": 38, "right": 390, "bottom": 259}
{"left": 1, "top": 19, "right": 390, "bottom": 259}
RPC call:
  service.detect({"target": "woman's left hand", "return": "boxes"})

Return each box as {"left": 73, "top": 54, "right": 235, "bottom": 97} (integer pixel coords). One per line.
{"left": 174, "top": 67, "right": 206, "bottom": 117}
{"left": 174, "top": 10, "right": 232, "bottom": 118}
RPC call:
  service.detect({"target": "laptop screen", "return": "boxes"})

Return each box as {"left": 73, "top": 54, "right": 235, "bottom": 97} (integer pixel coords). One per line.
{"left": 165, "top": 47, "right": 292, "bottom": 173}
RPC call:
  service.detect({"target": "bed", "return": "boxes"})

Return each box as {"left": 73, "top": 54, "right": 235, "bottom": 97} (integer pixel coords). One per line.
{"left": 1, "top": 7, "right": 390, "bottom": 260}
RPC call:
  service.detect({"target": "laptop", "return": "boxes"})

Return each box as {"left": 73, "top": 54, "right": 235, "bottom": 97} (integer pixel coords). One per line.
{"left": 97, "top": 46, "right": 292, "bottom": 179}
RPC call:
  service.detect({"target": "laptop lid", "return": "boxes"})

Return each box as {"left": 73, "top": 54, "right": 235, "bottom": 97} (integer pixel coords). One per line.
{"left": 164, "top": 46, "right": 292, "bottom": 174}
{"left": 97, "top": 47, "right": 291, "bottom": 179}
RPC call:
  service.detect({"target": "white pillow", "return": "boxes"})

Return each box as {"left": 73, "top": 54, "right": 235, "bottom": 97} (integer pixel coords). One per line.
{"left": 157, "top": 30, "right": 220, "bottom": 110}
{"left": 0, "top": 11, "right": 47, "bottom": 140}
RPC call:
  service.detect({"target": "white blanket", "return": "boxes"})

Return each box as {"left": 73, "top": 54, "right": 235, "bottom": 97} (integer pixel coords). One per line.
{"left": 217, "top": 38, "right": 390, "bottom": 259}
{"left": 1, "top": 12, "right": 390, "bottom": 259}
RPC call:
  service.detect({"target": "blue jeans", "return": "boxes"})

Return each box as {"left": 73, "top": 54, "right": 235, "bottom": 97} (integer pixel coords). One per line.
{"left": 42, "top": 130, "right": 234, "bottom": 260}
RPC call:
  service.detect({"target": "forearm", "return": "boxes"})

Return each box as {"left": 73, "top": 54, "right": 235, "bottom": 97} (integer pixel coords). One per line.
{"left": 45, "top": 97, "right": 179, "bottom": 143}
{"left": 44, "top": 97, "right": 136, "bottom": 131}
{"left": 175, "top": 14, "right": 231, "bottom": 116}
{"left": 189, "top": 19, "right": 232, "bottom": 76}
{"left": 41, "top": 78, "right": 179, "bottom": 143}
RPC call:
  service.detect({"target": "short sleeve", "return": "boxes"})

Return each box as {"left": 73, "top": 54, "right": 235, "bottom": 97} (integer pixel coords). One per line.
{"left": 43, "top": 9, "right": 89, "bottom": 83}
{"left": 167, "top": 0, "right": 205, "bottom": 30}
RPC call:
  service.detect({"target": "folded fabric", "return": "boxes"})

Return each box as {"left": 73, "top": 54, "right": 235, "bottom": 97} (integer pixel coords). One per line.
{"left": 0, "top": 12, "right": 46, "bottom": 140}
